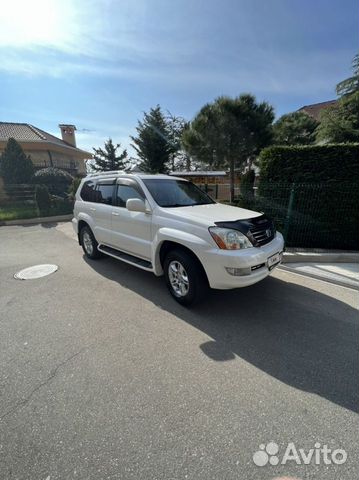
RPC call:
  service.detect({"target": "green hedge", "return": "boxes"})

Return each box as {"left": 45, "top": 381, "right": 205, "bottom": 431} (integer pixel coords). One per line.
{"left": 250, "top": 144, "right": 359, "bottom": 249}
{"left": 259, "top": 144, "right": 359, "bottom": 183}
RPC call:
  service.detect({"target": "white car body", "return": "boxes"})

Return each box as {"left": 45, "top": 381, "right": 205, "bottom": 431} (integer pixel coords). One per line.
{"left": 72, "top": 172, "right": 284, "bottom": 290}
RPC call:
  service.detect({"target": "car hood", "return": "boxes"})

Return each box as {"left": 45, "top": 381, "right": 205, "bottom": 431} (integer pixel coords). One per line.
{"left": 162, "top": 203, "right": 262, "bottom": 226}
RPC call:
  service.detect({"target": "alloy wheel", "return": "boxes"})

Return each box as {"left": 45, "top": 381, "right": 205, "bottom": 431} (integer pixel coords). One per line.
{"left": 168, "top": 260, "right": 189, "bottom": 297}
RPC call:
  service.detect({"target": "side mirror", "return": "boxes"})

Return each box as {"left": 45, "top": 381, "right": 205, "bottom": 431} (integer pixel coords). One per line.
{"left": 126, "top": 198, "right": 148, "bottom": 213}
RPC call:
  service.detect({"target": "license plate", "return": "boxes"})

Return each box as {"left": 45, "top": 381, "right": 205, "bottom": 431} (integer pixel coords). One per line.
{"left": 267, "top": 252, "right": 281, "bottom": 270}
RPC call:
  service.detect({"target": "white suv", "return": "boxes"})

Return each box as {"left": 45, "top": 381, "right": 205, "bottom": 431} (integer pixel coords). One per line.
{"left": 73, "top": 171, "right": 284, "bottom": 305}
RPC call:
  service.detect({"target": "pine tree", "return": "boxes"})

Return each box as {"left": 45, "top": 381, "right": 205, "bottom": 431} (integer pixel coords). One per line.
{"left": 130, "top": 105, "right": 173, "bottom": 173}
{"left": 166, "top": 112, "right": 190, "bottom": 171}
{"left": 91, "top": 138, "right": 128, "bottom": 172}
{"left": 317, "top": 54, "right": 359, "bottom": 143}
{"left": 0, "top": 138, "right": 34, "bottom": 184}
{"left": 273, "top": 112, "right": 319, "bottom": 145}
{"left": 182, "top": 95, "right": 274, "bottom": 202}
{"left": 336, "top": 53, "right": 359, "bottom": 97}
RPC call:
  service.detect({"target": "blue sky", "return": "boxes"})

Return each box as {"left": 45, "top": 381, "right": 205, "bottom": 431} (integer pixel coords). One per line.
{"left": 0, "top": 0, "right": 357, "bottom": 154}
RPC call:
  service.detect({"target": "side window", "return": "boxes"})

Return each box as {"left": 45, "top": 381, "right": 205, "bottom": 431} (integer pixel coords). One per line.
{"left": 116, "top": 183, "right": 145, "bottom": 208}
{"left": 95, "top": 183, "right": 114, "bottom": 205}
{"left": 80, "top": 181, "right": 96, "bottom": 202}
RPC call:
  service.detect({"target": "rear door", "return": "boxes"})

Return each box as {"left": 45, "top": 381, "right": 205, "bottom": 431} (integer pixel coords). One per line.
{"left": 91, "top": 180, "right": 115, "bottom": 245}
{"left": 111, "top": 178, "right": 152, "bottom": 260}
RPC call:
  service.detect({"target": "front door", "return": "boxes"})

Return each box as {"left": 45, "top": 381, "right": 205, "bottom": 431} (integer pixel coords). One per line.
{"left": 110, "top": 179, "right": 152, "bottom": 260}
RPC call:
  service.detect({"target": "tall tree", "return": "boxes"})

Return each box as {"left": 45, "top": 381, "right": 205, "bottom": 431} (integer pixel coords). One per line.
{"left": 316, "top": 91, "right": 359, "bottom": 143}
{"left": 273, "top": 111, "right": 319, "bottom": 145}
{"left": 131, "top": 105, "right": 173, "bottom": 173}
{"left": 0, "top": 137, "right": 34, "bottom": 184}
{"left": 165, "top": 112, "right": 191, "bottom": 171}
{"left": 91, "top": 138, "right": 128, "bottom": 172}
{"left": 336, "top": 53, "right": 359, "bottom": 97}
{"left": 182, "top": 95, "right": 274, "bottom": 202}
{"left": 316, "top": 54, "right": 359, "bottom": 143}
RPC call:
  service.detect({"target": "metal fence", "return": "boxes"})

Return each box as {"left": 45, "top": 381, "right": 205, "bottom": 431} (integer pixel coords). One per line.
{"left": 239, "top": 183, "right": 357, "bottom": 250}
{"left": 0, "top": 184, "right": 73, "bottom": 221}
{"left": 1, "top": 181, "right": 358, "bottom": 251}
{"left": 0, "top": 184, "right": 36, "bottom": 206}
{"left": 197, "top": 181, "right": 358, "bottom": 250}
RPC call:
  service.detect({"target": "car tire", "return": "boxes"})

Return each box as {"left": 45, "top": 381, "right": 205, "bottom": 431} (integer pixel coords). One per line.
{"left": 164, "top": 249, "right": 208, "bottom": 306}
{"left": 80, "top": 226, "right": 102, "bottom": 260}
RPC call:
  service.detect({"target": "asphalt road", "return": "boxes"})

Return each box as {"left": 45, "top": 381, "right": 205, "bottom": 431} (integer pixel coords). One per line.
{"left": 0, "top": 222, "right": 358, "bottom": 480}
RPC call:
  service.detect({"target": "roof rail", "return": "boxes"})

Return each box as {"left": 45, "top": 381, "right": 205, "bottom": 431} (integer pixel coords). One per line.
{"left": 86, "top": 170, "right": 127, "bottom": 178}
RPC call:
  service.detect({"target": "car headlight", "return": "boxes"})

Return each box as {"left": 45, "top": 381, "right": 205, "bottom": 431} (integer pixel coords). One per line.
{"left": 209, "top": 227, "right": 253, "bottom": 250}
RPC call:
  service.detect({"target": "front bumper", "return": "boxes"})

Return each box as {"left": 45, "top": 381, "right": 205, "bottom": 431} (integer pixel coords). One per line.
{"left": 200, "top": 232, "right": 284, "bottom": 289}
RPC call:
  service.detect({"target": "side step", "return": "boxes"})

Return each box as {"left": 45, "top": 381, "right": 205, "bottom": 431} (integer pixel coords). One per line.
{"left": 98, "top": 244, "right": 153, "bottom": 271}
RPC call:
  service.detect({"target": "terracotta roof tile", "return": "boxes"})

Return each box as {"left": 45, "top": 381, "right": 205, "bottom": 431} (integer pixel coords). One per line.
{"left": 298, "top": 100, "right": 338, "bottom": 120}
{"left": 0, "top": 122, "right": 91, "bottom": 155}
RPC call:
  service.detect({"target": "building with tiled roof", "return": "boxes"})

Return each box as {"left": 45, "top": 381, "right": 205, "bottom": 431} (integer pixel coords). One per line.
{"left": 0, "top": 122, "right": 92, "bottom": 176}
{"left": 298, "top": 100, "right": 338, "bottom": 121}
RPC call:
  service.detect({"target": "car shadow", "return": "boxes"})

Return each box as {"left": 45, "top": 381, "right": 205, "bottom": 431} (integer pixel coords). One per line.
{"left": 41, "top": 222, "right": 59, "bottom": 228}
{"left": 84, "top": 255, "right": 359, "bottom": 413}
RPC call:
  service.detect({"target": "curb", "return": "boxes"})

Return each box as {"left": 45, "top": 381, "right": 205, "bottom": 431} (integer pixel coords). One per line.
{"left": 283, "top": 252, "right": 359, "bottom": 264}
{"left": 0, "top": 214, "right": 73, "bottom": 227}
{"left": 279, "top": 264, "right": 359, "bottom": 291}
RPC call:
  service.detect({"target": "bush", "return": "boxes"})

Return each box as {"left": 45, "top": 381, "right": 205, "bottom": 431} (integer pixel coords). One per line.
{"left": 252, "top": 144, "right": 359, "bottom": 249}
{"left": 259, "top": 144, "right": 359, "bottom": 183}
{"left": 35, "top": 185, "right": 51, "bottom": 215}
{"left": 68, "top": 177, "right": 82, "bottom": 200}
{"left": 33, "top": 167, "right": 73, "bottom": 195}
{"left": 51, "top": 196, "right": 73, "bottom": 215}
{"left": 0, "top": 138, "right": 34, "bottom": 184}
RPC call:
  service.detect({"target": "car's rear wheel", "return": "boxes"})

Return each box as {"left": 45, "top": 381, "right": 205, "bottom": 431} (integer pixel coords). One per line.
{"left": 164, "top": 249, "right": 208, "bottom": 306}
{"left": 80, "top": 226, "right": 102, "bottom": 259}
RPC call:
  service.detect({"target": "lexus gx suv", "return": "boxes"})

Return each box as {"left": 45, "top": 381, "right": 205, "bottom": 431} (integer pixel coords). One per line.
{"left": 73, "top": 172, "right": 284, "bottom": 305}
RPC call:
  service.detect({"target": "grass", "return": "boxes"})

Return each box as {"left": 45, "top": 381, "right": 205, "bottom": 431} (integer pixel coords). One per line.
{"left": 0, "top": 205, "right": 38, "bottom": 221}
{"left": 0, "top": 202, "right": 73, "bottom": 221}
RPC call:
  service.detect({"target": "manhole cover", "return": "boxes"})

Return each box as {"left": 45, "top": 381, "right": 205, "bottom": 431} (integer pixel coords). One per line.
{"left": 14, "top": 264, "right": 58, "bottom": 280}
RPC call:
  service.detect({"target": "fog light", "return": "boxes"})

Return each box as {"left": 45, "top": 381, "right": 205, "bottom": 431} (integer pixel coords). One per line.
{"left": 225, "top": 267, "right": 251, "bottom": 276}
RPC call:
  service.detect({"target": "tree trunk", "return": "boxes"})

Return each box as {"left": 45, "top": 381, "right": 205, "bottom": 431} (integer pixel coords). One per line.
{"left": 185, "top": 155, "right": 191, "bottom": 171}
{"left": 229, "top": 157, "right": 235, "bottom": 203}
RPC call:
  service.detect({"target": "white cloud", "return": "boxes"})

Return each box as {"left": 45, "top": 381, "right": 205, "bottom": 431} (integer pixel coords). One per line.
{"left": 0, "top": 0, "right": 353, "bottom": 108}
{"left": 0, "top": 44, "right": 347, "bottom": 98}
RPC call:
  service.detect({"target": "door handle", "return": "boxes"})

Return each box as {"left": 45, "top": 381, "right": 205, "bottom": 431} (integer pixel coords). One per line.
{"left": 112, "top": 212, "right": 120, "bottom": 216}
{"left": 90, "top": 207, "right": 96, "bottom": 211}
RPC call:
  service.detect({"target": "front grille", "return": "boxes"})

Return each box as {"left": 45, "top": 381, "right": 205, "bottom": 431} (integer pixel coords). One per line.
{"left": 214, "top": 214, "right": 276, "bottom": 248}
{"left": 249, "top": 220, "right": 275, "bottom": 246}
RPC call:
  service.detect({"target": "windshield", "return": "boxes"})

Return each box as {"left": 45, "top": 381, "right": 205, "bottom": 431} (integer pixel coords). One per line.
{"left": 143, "top": 179, "right": 216, "bottom": 208}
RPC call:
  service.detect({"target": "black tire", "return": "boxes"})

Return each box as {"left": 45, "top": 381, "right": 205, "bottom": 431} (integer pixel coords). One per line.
{"left": 80, "top": 225, "right": 102, "bottom": 259}
{"left": 164, "top": 249, "right": 208, "bottom": 306}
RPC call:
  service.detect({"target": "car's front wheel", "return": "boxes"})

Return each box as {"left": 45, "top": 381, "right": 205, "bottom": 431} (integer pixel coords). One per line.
{"left": 164, "top": 249, "right": 208, "bottom": 306}
{"left": 80, "top": 226, "right": 102, "bottom": 259}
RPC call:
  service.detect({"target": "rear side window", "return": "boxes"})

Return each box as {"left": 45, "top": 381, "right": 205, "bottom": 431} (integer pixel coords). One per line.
{"left": 95, "top": 183, "right": 114, "bottom": 205}
{"left": 116, "top": 183, "right": 144, "bottom": 208}
{"left": 80, "top": 181, "right": 96, "bottom": 202}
